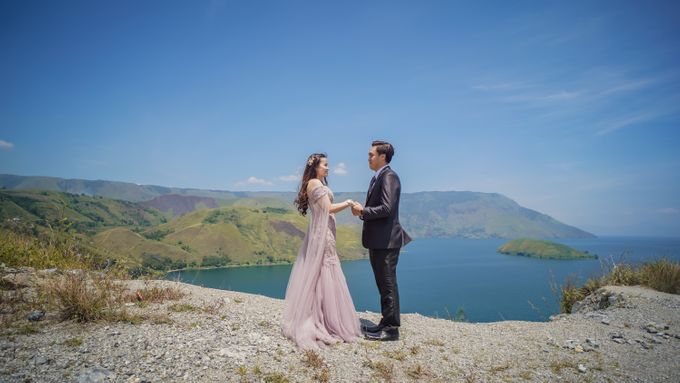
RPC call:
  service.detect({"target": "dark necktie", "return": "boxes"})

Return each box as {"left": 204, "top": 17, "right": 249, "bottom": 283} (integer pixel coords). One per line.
{"left": 368, "top": 175, "right": 377, "bottom": 195}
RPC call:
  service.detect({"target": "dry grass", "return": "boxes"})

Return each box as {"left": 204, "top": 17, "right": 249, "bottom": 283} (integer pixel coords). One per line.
{"left": 16, "top": 322, "right": 40, "bottom": 335}
{"left": 639, "top": 258, "right": 680, "bottom": 294}
{"left": 314, "top": 367, "right": 331, "bottom": 383}
{"left": 263, "top": 372, "right": 290, "bottom": 383}
{"left": 168, "top": 303, "right": 199, "bottom": 313}
{"left": 63, "top": 337, "right": 83, "bottom": 347}
{"left": 302, "top": 350, "right": 325, "bottom": 369}
{"left": 0, "top": 229, "right": 95, "bottom": 271}
{"left": 201, "top": 300, "right": 225, "bottom": 315}
{"left": 0, "top": 279, "right": 47, "bottom": 329}
{"left": 364, "top": 359, "right": 394, "bottom": 382}
{"left": 42, "top": 272, "right": 127, "bottom": 322}
{"left": 560, "top": 258, "right": 680, "bottom": 313}
{"left": 382, "top": 349, "right": 408, "bottom": 361}
{"left": 405, "top": 364, "right": 432, "bottom": 379}
{"left": 128, "top": 285, "right": 185, "bottom": 304}
{"left": 550, "top": 359, "right": 578, "bottom": 374}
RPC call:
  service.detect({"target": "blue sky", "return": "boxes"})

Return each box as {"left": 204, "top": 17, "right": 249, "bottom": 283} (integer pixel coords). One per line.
{"left": 1, "top": 0, "right": 679, "bottom": 236}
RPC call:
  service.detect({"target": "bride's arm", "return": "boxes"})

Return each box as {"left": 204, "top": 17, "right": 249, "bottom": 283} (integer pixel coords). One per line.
{"left": 307, "top": 179, "right": 353, "bottom": 214}
{"left": 329, "top": 199, "right": 354, "bottom": 214}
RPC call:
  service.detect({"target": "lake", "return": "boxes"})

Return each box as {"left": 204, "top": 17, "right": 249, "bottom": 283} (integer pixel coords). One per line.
{"left": 165, "top": 236, "right": 680, "bottom": 323}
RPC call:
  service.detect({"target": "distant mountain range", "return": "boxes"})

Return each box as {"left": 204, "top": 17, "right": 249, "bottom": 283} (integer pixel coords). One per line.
{"left": 0, "top": 174, "right": 594, "bottom": 239}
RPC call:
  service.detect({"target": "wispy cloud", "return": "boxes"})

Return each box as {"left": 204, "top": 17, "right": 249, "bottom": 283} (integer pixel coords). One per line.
{"left": 596, "top": 78, "right": 655, "bottom": 98}
{"left": 471, "top": 82, "right": 535, "bottom": 92}
{"left": 333, "top": 163, "right": 348, "bottom": 175}
{"left": 501, "top": 90, "right": 582, "bottom": 104}
{"left": 0, "top": 140, "right": 14, "bottom": 150}
{"left": 472, "top": 70, "right": 662, "bottom": 108}
{"left": 235, "top": 176, "right": 273, "bottom": 187}
{"left": 596, "top": 111, "right": 667, "bottom": 136}
{"left": 656, "top": 208, "right": 679, "bottom": 215}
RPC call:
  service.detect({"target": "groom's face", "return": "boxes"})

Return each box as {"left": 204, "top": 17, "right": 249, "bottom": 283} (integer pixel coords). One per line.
{"left": 368, "top": 146, "right": 386, "bottom": 171}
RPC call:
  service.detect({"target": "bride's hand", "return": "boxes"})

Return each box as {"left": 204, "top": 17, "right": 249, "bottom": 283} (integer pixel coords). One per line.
{"left": 345, "top": 199, "right": 355, "bottom": 207}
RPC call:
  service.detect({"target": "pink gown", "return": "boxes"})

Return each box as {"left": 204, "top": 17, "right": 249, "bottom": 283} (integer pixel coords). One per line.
{"left": 281, "top": 185, "right": 362, "bottom": 349}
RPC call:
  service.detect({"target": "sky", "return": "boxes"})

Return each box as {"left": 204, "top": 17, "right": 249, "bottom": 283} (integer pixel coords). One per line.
{"left": 1, "top": 0, "right": 679, "bottom": 237}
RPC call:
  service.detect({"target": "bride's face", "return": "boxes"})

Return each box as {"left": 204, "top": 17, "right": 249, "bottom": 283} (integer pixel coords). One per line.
{"left": 316, "top": 158, "right": 329, "bottom": 179}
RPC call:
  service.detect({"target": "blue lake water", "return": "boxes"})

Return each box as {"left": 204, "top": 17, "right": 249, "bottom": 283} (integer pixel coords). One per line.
{"left": 165, "top": 237, "right": 680, "bottom": 323}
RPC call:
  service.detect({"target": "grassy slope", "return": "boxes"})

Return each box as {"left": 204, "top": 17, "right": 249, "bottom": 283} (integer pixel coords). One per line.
{"left": 151, "top": 206, "right": 365, "bottom": 264}
{"left": 497, "top": 238, "right": 597, "bottom": 259}
{"left": 1, "top": 190, "right": 365, "bottom": 272}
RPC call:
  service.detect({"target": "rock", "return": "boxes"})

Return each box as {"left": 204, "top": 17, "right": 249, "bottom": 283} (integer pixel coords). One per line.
{"left": 563, "top": 339, "right": 578, "bottom": 349}
{"left": 644, "top": 322, "right": 659, "bottom": 333}
{"left": 77, "top": 366, "right": 115, "bottom": 383}
{"left": 578, "top": 364, "right": 587, "bottom": 373}
{"left": 1, "top": 273, "right": 34, "bottom": 289}
{"left": 570, "top": 300, "right": 585, "bottom": 313}
{"left": 27, "top": 310, "right": 45, "bottom": 322}
{"left": 37, "top": 268, "right": 59, "bottom": 277}
{"left": 33, "top": 355, "right": 48, "bottom": 365}
{"left": 574, "top": 345, "right": 584, "bottom": 353}
{"left": 598, "top": 293, "right": 611, "bottom": 309}
{"left": 585, "top": 338, "right": 600, "bottom": 348}
{"left": 601, "top": 318, "right": 610, "bottom": 325}
{"left": 608, "top": 294, "right": 620, "bottom": 306}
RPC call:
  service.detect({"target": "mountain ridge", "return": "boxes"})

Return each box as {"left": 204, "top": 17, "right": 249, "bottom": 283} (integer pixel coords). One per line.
{"left": 1, "top": 173, "right": 595, "bottom": 239}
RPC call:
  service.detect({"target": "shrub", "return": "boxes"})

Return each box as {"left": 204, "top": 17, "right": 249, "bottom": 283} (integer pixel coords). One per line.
{"left": 43, "top": 272, "right": 126, "bottom": 322}
{"left": 560, "top": 258, "right": 680, "bottom": 313}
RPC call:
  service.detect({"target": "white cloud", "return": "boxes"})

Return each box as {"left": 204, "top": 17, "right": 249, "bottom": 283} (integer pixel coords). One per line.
{"left": 278, "top": 175, "right": 300, "bottom": 182}
{"left": 0, "top": 140, "right": 14, "bottom": 150}
{"left": 657, "top": 208, "right": 679, "bottom": 215}
{"left": 333, "top": 163, "right": 348, "bottom": 175}
{"left": 235, "top": 176, "right": 273, "bottom": 186}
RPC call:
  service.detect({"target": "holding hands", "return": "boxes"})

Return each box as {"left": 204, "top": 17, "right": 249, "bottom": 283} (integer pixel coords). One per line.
{"left": 342, "top": 199, "right": 364, "bottom": 217}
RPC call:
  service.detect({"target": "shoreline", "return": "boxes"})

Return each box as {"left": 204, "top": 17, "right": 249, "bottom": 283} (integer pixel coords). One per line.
{"left": 163, "top": 255, "right": 370, "bottom": 274}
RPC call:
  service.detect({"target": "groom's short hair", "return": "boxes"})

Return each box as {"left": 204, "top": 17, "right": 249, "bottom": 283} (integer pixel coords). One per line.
{"left": 372, "top": 140, "right": 394, "bottom": 163}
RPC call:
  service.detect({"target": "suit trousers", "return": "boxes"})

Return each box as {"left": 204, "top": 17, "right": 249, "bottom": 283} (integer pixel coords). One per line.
{"left": 369, "top": 248, "right": 401, "bottom": 327}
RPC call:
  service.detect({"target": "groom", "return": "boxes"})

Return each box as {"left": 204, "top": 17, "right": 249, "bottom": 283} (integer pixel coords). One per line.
{"left": 352, "top": 140, "right": 411, "bottom": 341}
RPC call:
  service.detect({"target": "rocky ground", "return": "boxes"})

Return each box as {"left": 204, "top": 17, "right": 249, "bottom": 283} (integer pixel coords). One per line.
{"left": 1, "top": 267, "right": 679, "bottom": 382}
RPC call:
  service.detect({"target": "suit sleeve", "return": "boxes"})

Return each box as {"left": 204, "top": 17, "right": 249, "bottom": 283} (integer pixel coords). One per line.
{"left": 362, "top": 172, "right": 399, "bottom": 220}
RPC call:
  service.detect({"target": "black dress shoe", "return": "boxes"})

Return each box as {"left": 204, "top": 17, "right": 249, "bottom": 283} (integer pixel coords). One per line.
{"left": 364, "top": 326, "right": 399, "bottom": 341}
{"left": 362, "top": 323, "right": 384, "bottom": 333}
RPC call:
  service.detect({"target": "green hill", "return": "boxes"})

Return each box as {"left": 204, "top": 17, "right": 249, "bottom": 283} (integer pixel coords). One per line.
{"left": 0, "top": 190, "right": 365, "bottom": 276}
{"left": 497, "top": 238, "right": 597, "bottom": 260}
{"left": 1, "top": 174, "right": 596, "bottom": 239}
{"left": 148, "top": 206, "right": 364, "bottom": 265}
{"left": 0, "top": 189, "right": 166, "bottom": 234}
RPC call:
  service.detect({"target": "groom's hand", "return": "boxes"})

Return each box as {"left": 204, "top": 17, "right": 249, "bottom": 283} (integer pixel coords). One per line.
{"left": 351, "top": 203, "right": 363, "bottom": 216}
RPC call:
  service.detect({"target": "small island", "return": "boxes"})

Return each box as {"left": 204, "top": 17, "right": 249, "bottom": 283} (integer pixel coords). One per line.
{"left": 497, "top": 238, "right": 597, "bottom": 260}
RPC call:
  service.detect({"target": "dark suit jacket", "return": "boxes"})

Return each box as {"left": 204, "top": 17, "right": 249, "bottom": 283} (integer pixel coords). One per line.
{"left": 361, "top": 166, "right": 412, "bottom": 249}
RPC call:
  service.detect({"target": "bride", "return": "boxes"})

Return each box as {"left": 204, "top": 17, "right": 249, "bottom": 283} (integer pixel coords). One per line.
{"left": 281, "top": 153, "right": 362, "bottom": 349}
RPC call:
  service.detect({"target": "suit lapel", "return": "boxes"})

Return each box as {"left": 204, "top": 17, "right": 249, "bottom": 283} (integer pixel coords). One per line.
{"left": 366, "top": 166, "right": 390, "bottom": 202}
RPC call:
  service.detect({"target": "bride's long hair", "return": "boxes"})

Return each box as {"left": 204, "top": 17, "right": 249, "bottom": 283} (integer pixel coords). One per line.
{"left": 294, "top": 153, "right": 327, "bottom": 216}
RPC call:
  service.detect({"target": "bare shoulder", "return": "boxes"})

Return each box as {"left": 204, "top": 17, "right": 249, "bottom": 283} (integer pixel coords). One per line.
{"left": 307, "top": 179, "right": 323, "bottom": 193}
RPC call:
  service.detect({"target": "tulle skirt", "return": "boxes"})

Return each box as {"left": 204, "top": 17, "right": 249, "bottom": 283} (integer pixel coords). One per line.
{"left": 281, "top": 229, "right": 362, "bottom": 349}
